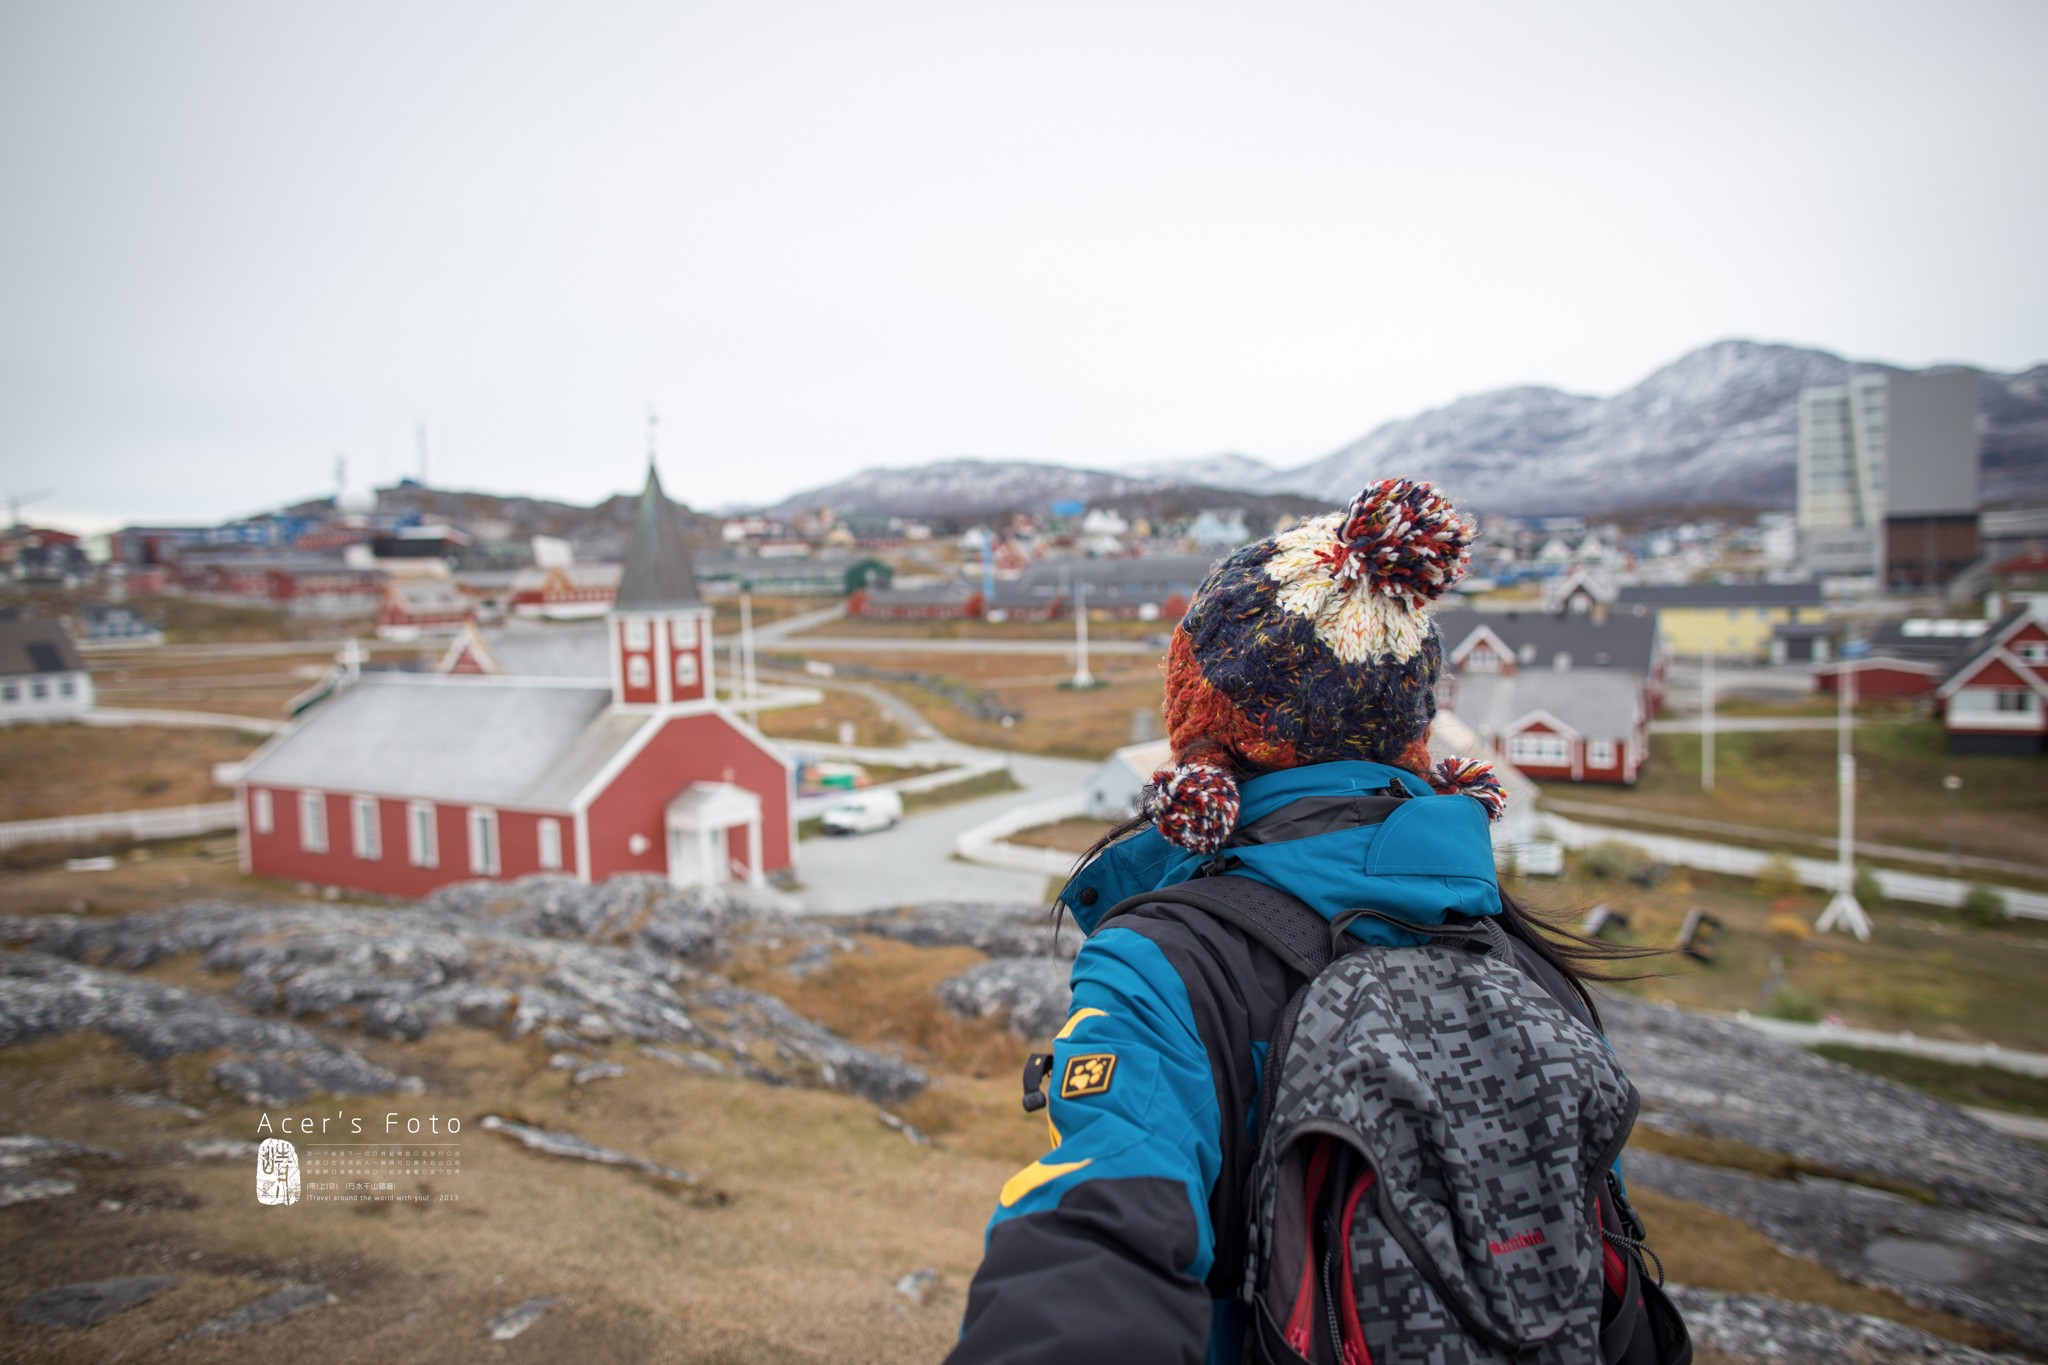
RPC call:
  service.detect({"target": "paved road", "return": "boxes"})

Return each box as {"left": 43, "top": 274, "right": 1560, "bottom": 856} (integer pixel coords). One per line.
{"left": 791, "top": 747, "right": 1093, "bottom": 914}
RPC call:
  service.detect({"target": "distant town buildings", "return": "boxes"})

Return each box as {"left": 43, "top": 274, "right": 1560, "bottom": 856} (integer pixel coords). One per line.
{"left": 1796, "top": 370, "right": 1980, "bottom": 588}
{"left": 0, "top": 613, "right": 94, "bottom": 723}
{"left": 1614, "top": 582, "right": 1824, "bottom": 662}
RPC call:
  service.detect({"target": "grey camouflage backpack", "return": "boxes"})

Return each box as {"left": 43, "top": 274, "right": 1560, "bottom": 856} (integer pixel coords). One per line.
{"left": 1140, "top": 876, "right": 1689, "bottom": 1365}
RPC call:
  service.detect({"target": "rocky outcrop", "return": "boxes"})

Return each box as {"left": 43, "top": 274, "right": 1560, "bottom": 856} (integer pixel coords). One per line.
{"left": 1601, "top": 995, "right": 2048, "bottom": 1227}
{"left": 0, "top": 876, "right": 924, "bottom": 1106}
{"left": 1633, "top": 1153, "right": 2048, "bottom": 1355}
{"left": 1667, "top": 1288, "right": 2031, "bottom": 1364}
{"left": 849, "top": 902, "right": 1077, "bottom": 960}
{"left": 937, "top": 957, "right": 1073, "bottom": 1039}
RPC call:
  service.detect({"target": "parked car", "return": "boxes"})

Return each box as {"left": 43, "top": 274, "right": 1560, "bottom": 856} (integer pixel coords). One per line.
{"left": 819, "top": 789, "right": 903, "bottom": 835}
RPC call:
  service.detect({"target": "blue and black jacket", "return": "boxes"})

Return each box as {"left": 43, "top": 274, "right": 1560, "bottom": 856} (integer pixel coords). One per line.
{"left": 949, "top": 760, "right": 1513, "bottom": 1365}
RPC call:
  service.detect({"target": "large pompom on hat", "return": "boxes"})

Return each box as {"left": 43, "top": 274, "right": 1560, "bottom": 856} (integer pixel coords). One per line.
{"left": 1148, "top": 478, "right": 1494, "bottom": 853}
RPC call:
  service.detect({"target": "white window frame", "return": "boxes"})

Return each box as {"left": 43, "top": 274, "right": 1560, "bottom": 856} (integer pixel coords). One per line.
{"left": 298, "top": 791, "right": 328, "bottom": 854}
{"left": 1506, "top": 732, "right": 1573, "bottom": 768}
{"left": 0, "top": 682, "right": 16, "bottom": 703}
{"left": 626, "top": 654, "right": 651, "bottom": 690}
{"left": 468, "top": 807, "right": 500, "bottom": 876}
{"left": 670, "top": 614, "right": 697, "bottom": 647}
{"left": 673, "top": 650, "right": 698, "bottom": 688}
{"left": 251, "top": 788, "right": 273, "bottom": 835}
{"left": 2019, "top": 641, "right": 2048, "bottom": 664}
{"left": 537, "top": 817, "right": 562, "bottom": 871}
{"left": 623, "top": 616, "right": 651, "bottom": 650}
{"left": 408, "top": 801, "right": 439, "bottom": 868}
{"left": 1587, "top": 739, "right": 1616, "bottom": 768}
{"left": 352, "top": 796, "right": 381, "bottom": 861}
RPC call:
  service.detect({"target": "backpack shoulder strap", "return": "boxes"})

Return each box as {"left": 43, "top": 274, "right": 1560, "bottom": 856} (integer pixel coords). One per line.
{"left": 1101, "top": 874, "right": 1331, "bottom": 980}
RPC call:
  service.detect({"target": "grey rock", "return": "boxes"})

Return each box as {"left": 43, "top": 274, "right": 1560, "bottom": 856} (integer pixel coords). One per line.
{"left": 173, "top": 1282, "right": 334, "bottom": 1343}
{"left": 1667, "top": 1286, "right": 2031, "bottom": 1363}
{"left": 699, "top": 985, "right": 925, "bottom": 1104}
{"left": 571, "top": 1061, "right": 627, "bottom": 1086}
{"left": 112, "top": 1090, "right": 203, "bottom": 1120}
{"left": 479, "top": 1115, "right": 693, "bottom": 1186}
{"left": 894, "top": 1268, "right": 940, "bottom": 1306}
{"left": 1630, "top": 1152, "right": 2048, "bottom": 1352}
{"left": 1, "top": 889, "right": 915, "bottom": 1107}
{"left": 783, "top": 940, "right": 840, "bottom": 979}
{"left": 0, "top": 1134, "right": 119, "bottom": 1168}
{"left": 12, "top": 1275, "right": 179, "bottom": 1329}
{"left": 848, "top": 902, "right": 1076, "bottom": 959}
{"left": 547, "top": 1052, "right": 583, "bottom": 1071}
{"left": 0, "top": 1175, "right": 76, "bottom": 1206}
{"left": 641, "top": 1045, "right": 723, "bottom": 1074}
{"left": 1603, "top": 994, "right": 2048, "bottom": 1227}
{"left": 486, "top": 1295, "right": 560, "bottom": 1341}
{"left": 877, "top": 1110, "right": 931, "bottom": 1146}
{"left": 937, "top": 957, "right": 1072, "bottom": 1038}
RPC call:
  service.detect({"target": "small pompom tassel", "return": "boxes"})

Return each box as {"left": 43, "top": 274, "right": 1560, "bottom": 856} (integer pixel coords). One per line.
{"left": 1144, "top": 762, "right": 1241, "bottom": 854}
{"left": 1430, "top": 757, "right": 1508, "bottom": 823}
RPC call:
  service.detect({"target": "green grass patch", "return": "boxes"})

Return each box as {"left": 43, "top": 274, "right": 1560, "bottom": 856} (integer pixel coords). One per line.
{"left": 1811, "top": 1045, "right": 2048, "bottom": 1120}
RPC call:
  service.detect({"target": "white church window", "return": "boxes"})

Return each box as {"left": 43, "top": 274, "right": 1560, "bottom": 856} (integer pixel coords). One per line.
{"left": 352, "top": 796, "right": 381, "bottom": 860}
{"left": 623, "top": 617, "right": 651, "bottom": 650}
{"left": 408, "top": 802, "right": 438, "bottom": 868}
{"left": 299, "top": 792, "right": 328, "bottom": 853}
{"left": 469, "top": 808, "right": 500, "bottom": 876}
{"left": 627, "top": 655, "right": 651, "bottom": 690}
{"left": 251, "top": 789, "right": 273, "bottom": 835}
{"left": 670, "top": 615, "right": 697, "bottom": 647}
{"left": 537, "top": 818, "right": 562, "bottom": 871}
{"left": 674, "top": 651, "right": 698, "bottom": 689}
{"left": 1587, "top": 740, "right": 1616, "bottom": 768}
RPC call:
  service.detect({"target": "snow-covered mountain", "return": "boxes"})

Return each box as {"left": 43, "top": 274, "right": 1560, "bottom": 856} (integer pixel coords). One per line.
{"left": 1286, "top": 341, "right": 2047, "bottom": 513}
{"left": 757, "top": 341, "right": 2048, "bottom": 520}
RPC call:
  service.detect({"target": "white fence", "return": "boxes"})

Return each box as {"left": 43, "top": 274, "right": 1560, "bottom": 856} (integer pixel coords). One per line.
{"left": 82, "top": 707, "right": 286, "bottom": 734}
{"left": 0, "top": 802, "right": 241, "bottom": 853}
{"left": 954, "top": 793, "right": 1089, "bottom": 876}
{"left": 1545, "top": 815, "right": 2048, "bottom": 921}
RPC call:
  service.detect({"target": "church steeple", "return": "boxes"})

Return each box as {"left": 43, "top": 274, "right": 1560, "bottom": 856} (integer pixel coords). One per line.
{"left": 609, "top": 427, "right": 712, "bottom": 707}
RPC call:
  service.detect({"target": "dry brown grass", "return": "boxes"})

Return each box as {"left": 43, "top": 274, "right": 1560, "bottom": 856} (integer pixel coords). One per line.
{"left": 799, "top": 648, "right": 1167, "bottom": 759}
{"left": 750, "top": 686, "right": 904, "bottom": 749}
{"left": 1007, "top": 817, "right": 1117, "bottom": 855}
{"left": 0, "top": 725, "right": 262, "bottom": 822}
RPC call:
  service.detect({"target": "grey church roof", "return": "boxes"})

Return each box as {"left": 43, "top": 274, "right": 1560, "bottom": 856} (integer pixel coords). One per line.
{"left": 1434, "top": 608, "right": 1660, "bottom": 677}
{"left": 0, "top": 614, "right": 85, "bottom": 678}
{"left": 241, "top": 675, "right": 649, "bottom": 809}
{"left": 614, "top": 463, "right": 704, "bottom": 611}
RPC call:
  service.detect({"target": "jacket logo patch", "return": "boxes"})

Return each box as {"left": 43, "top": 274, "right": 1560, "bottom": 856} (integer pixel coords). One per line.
{"left": 1059, "top": 1053, "right": 1117, "bottom": 1099}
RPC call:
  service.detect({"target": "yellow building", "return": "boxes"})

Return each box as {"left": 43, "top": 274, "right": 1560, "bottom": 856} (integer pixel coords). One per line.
{"left": 1616, "top": 584, "right": 1826, "bottom": 661}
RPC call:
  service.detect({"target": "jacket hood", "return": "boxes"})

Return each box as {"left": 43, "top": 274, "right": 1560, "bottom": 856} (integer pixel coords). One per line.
{"left": 1063, "top": 760, "right": 1502, "bottom": 945}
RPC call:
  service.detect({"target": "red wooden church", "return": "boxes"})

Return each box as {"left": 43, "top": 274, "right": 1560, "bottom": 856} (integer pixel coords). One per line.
{"left": 237, "top": 465, "right": 794, "bottom": 895}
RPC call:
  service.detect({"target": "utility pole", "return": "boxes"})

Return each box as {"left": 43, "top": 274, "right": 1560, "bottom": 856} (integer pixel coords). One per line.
{"left": 739, "top": 584, "right": 758, "bottom": 710}
{"left": 1071, "top": 580, "right": 1094, "bottom": 688}
{"left": 1816, "top": 646, "right": 1872, "bottom": 940}
{"left": 1701, "top": 645, "right": 1715, "bottom": 792}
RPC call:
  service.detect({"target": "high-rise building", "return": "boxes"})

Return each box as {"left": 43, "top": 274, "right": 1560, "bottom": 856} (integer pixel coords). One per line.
{"left": 1796, "top": 370, "right": 1979, "bottom": 589}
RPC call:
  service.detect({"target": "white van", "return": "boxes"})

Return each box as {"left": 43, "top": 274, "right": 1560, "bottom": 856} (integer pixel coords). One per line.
{"left": 819, "top": 789, "right": 904, "bottom": 836}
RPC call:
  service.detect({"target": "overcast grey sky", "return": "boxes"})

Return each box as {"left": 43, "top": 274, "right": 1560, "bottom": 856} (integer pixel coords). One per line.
{"left": 3, "top": 1, "right": 2044, "bottom": 532}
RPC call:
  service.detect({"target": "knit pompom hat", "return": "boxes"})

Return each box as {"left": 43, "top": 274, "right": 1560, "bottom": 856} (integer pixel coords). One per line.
{"left": 1145, "top": 478, "right": 1506, "bottom": 852}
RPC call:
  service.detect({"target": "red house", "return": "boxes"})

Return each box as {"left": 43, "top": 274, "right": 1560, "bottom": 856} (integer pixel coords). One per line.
{"left": 1440, "top": 669, "right": 1648, "bottom": 785}
{"left": 1934, "top": 608, "right": 2048, "bottom": 755}
{"left": 237, "top": 464, "right": 794, "bottom": 895}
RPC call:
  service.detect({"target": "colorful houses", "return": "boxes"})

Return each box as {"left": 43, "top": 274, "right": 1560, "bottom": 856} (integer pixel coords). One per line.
{"left": 1615, "top": 582, "right": 1824, "bottom": 662}
{"left": 236, "top": 464, "right": 795, "bottom": 894}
